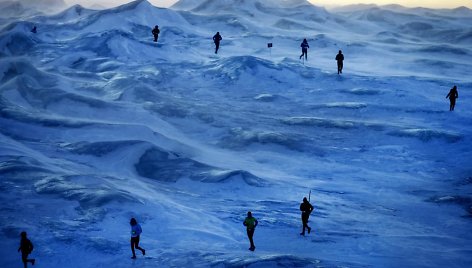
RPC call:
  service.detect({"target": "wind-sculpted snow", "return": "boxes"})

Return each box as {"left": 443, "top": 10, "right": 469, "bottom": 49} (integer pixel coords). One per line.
{"left": 220, "top": 127, "right": 303, "bottom": 151}
{"left": 0, "top": 1, "right": 65, "bottom": 19}
{"left": 205, "top": 55, "right": 287, "bottom": 82}
{"left": 63, "top": 140, "right": 144, "bottom": 157}
{"left": 135, "top": 147, "right": 266, "bottom": 186}
{"left": 343, "top": 87, "right": 382, "bottom": 95}
{"left": 198, "top": 169, "right": 266, "bottom": 186}
{"left": 0, "top": 30, "right": 37, "bottom": 56}
{"left": 0, "top": 59, "right": 51, "bottom": 84}
{"left": 316, "top": 102, "right": 368, "bottom": 109}
{"left": 0, "top": 0, "right": 471, "bottom": 267}
{"left": 400, "top": 21, "right": 434, "bottom": 32}
{"left": 212, "top": 254, "right": 322, "bottom": 267}
{"left": 39, "top": 5, "right": 95, "bottom": 23}
{"left": 348, "top": 7, "right": 418, "bottom": 25}
{"left": 273, "top": 18, "right": 312, "bottom": 30}
{"left": 0, "top": 155, "right": 50, "bottom": 176}
{"left": 281, "top": 116, "right": 358, "bottom": 129}
{"left": 428, "top": 195, "right": 472, "bottom": 216}
{"left": 34, "top": 175, "right": 137, "bottom": 208}
{"left": 417, "top": 45, "right": 470, "bottom": 55}
{"left": 388, "top": 128, "right": 462, "bottom": 142}
{"left": 0, "top": 2, "right": 26, "bottom": 18}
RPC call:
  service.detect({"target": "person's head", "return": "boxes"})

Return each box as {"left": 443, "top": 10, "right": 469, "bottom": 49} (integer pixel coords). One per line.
{"left": 155, "top": 25, "right": 159, "bottom": 28}
{"left": 217, "top": 32, "right": 220, "bottom": 35}
{"left": 247, "top": 211, "right": 252, "bottom": 217}
{"left": 303, "top": 197, "right": 308, "bottom": 202}
{"left": 453, "top": 85, "right": 457, "bottom": 90}
{"left": 303, "top": 38, "right": 307, "bottom": 42}
{"left": 130, "top": 218, "right": 137, "bottom": 226}
{"left": 339, "top": 50, "right": 342, "bottom": 54}
{"left": 20, "top": 231, "right": 27, "bottom": 239}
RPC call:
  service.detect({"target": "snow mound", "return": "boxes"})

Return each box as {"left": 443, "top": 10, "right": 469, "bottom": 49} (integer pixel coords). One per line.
{"left": 34, "top": 175, "right": 136, "bottom": 208}
{"left": 220, "top": 127, "right": 303, "bottom": 151}
{"left": 388, "top": 128, "right": 462, "bottom": 142}
{"left": 63, "top": 140, "right": 143, "bottom": 157}
{"left": 44, "top": 4, "right": 95, "bottom": 22}
{"left": 214, "top": 254, "right": 322, "bottom": 267}
{"left": 281, "top": 116, "right": 357, "bottom": 129}
{"left": 0, "top": 29, "right": 37, "bottom": 56}
{"left": 135, "top": 147, "right": 266, "bottom": 186}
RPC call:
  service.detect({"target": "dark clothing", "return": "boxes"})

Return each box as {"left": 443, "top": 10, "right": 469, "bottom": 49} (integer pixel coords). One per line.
{"left": 130, "top": 236, "right": 145, "bottom": 258}
{"left": 336, "top": 53, "right": 344, "bottom": 74}
{"left": 247, "top": 228, "right": 255, "bottom": 250}
{"left": 152, "top": 27, "right": 160, "bottom": 42}
{"left": 31, "top": 27, "right": 37, "bottom": 34}
{"left": 300, "top": 200, "right": 313, "bottom": 235}
{"left": 213, "top": 33, "right": 222, "bottom": 54}
{"left": 446, "top": 87, "right": 459, "bottom": 111}
{"left": 18, "top": 238, "right": 34, "bottom": 268}
{"left": 19, "top": 238, "right": 33, "bottom": 254}
{"left": 300, "top": 41, "right": 309, "bottom": 60}
{"left": 243, "top": 216, "right": 258, "bottom": 250}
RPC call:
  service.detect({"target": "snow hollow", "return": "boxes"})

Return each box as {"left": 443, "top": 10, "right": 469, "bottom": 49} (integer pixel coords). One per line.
{"left": 1, "top": 0, "right": 471, "bottom": 267}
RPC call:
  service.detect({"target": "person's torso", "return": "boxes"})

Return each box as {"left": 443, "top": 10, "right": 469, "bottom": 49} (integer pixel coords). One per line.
{"left": 449, "top": 89, "right": 458, "bottom": 99}
{"left": 300, "top": 202, "right": 312, "bottom": 213}
{"left": 20, "top": 239, "right": 32, "bottom": 252}
{"left": 131, "top": 224, "right": 142, "bottom": 237}
{"left": 245, "top": 217, "right": 257, "bottom": 229}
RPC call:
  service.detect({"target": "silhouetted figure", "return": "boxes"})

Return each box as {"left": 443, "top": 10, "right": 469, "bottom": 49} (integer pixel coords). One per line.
{"left": 31, "top": 26, "right": 37, "bottom": 34}
{"left": 18, "top": 232, "right": 35, "bottom": 268}
{"left": 130, "top": 218, "right": 145, "bottom": 259}
{"left": 299, "top": 38, "right": 309, "bottom": 60}
{"left": 243, "top": 211, "right": 258, "bottom": 251}
{"left": 446, "top": 85, "right": 459, "bottom": 111}
{"left": 152, "top": 25, "right": 160, "bottom": 42}
{"left": 336, "top": 50, "right": 344, "bottom": 74}
{"left": 299, "top": 197, "right": 313, "bottom": 235}
{"left": 213, "top": 32, "right": 222, "bottom": 54}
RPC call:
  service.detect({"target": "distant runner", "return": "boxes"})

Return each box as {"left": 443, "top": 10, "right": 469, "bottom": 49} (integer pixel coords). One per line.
{"left": 446, "top": 85, "right": 459, "bottom": 111}
{"left": 243, "top": 211, "right": 258, "bottom": 251}
{"left": 299, "top": 197, "right": 313, "bottom": 236}
{"left": 299, "top": 38, "right": 309, "bottom": 60}
{"left": 152, "top": 25, "right": 160, "bottom": 42}
{"left": 336, "top": 50, "right": 344, "bottom": 74}
{"left": 18, "top": 232, "right": 35, "bottom": 268}
{"left": 130, "top": 218, "right": 146, "bottom": 259}
{"left": 213, "top": 32, "right": 222, "bottom": 54}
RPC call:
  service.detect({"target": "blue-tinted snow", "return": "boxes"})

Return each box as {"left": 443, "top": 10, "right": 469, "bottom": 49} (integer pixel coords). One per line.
{"left": 0, "top": 0, "right": 471, "bottom": 267}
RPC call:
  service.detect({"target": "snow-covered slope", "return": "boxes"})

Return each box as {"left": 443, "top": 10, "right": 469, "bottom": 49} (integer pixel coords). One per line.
{"left": 0, "top": 0, "right": 471, "bottom": 267}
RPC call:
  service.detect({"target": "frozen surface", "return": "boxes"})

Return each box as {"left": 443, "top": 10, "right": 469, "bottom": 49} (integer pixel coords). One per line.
{"left": 1, "top": 0, "right": 471, "bottom": 267}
